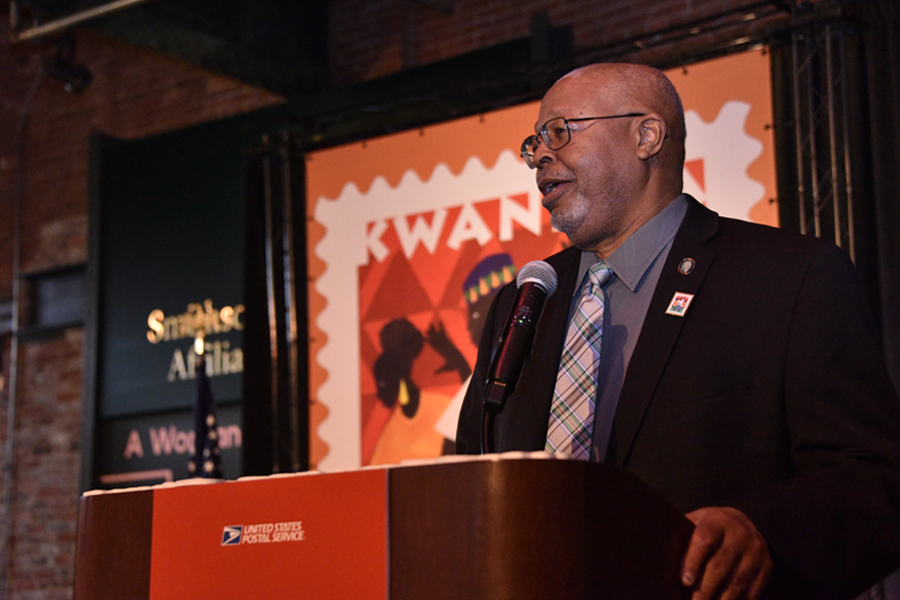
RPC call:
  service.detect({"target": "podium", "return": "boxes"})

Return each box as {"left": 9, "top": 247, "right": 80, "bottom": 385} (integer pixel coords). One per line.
{"left": 74, "top": 454, "right": 693, "bottom": 599}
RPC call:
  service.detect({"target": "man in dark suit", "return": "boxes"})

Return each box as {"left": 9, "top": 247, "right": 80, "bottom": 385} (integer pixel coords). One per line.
{"left": 456, "top": 63, "right": 900, "bottom": 600}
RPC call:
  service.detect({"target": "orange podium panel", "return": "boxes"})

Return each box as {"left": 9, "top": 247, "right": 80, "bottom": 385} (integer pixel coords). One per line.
{"left": 74, "top": 455, "right": 693, "bottom": 600}
{"left": 151, "top": 469, "right": 388, "bottom": 599}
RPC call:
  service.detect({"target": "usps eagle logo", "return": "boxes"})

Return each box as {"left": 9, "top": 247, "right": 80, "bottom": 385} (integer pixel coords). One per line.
{"left": 222, "top": 525, "right": 243, "bottom": 546}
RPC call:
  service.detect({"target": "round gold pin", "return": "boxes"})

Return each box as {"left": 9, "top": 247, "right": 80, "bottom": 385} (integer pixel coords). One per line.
{"left": 678, "top": 258, "right": 695, "bottom": 275}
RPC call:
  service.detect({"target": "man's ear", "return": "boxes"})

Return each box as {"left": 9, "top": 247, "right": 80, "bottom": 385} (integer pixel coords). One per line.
{"left": 636, "top": 115, "right": 667, "bottom": 160}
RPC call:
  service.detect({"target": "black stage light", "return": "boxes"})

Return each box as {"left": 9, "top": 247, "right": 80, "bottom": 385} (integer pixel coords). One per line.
{"left": 45, "top": 35, "right": 92, "bottom": 93}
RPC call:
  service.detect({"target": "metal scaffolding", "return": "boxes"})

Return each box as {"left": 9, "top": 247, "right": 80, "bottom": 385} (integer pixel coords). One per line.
{"left": 790, "top": 9, "right": 857, "bottom": 259}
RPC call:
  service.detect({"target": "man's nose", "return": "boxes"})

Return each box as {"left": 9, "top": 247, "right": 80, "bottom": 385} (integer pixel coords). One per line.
{"left": 533, "top": 142, "right": 556, "bottom": 168}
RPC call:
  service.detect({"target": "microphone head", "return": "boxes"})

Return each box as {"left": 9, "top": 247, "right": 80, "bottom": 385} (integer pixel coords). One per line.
{"left": 516, "top": 260, "right": 558, "bottom": 297}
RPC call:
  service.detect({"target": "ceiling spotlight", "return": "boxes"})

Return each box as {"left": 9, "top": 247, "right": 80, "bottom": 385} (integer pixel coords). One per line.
{"left": 45, "top": 35, "right": 92, "bottom": 93}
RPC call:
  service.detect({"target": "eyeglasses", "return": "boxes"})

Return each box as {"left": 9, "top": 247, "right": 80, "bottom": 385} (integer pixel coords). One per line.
{"left": 520, "top": 112, "right": 646, "bottom": 169}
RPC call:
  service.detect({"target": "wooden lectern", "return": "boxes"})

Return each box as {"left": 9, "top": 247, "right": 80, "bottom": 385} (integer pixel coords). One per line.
{"left": 74, "top": 455, "right": 693, "bottom": 599}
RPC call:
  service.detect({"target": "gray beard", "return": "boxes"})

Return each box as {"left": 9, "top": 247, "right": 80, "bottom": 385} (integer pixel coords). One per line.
{"left": 549, "top": 202, "right": 590, "bottom": 242}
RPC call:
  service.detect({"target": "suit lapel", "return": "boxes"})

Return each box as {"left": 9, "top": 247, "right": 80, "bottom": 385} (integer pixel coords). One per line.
{"left": 608, "top": 198, "right": 719, "bottom": 466}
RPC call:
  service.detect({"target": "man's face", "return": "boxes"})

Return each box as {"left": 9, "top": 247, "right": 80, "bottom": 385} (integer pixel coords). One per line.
{"left": 532, "top": 73, "right": 643, "bottom": 253}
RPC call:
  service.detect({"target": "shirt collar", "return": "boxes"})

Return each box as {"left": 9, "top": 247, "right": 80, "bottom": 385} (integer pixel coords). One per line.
{"left": 575, "top": 194, "right": 689, "bottom": 295}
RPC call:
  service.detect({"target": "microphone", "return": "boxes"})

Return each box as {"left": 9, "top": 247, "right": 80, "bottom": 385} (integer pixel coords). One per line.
{"left": 483, "top": 260, "right": 558, "bottom": 415}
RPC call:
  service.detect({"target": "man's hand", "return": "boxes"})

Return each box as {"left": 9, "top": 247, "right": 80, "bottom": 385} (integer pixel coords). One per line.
{"left": 681, "top": 506, "right": 774, "bottom": 600}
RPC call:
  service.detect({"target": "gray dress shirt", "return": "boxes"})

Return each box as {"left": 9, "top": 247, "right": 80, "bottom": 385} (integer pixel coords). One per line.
{"left": 568, "top": 195, "right": 689, "bottom": 460}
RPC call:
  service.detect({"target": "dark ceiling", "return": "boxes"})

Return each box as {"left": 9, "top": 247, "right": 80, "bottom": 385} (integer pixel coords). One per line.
{"left": 13, "top": 0, "right": 331, "bottom": 98}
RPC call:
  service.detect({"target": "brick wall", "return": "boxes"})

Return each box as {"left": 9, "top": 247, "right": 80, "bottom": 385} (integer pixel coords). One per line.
{"left": 327, "top": 0, "right": 775, "bottom": 82}
{"left": 0, "top": 14, "right": 282, "bottom": 599}
{"left": 4, "top": 331, "right": 83, "bottom": 599}
{"left": 0, "top": 0, "right": 777, "bottom": 597}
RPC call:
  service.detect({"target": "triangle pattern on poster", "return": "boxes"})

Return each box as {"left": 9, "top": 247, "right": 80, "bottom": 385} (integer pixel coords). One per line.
{"left": 361, "top": 252, "right": 435, "bottom": 323}
{"left": 685, "top": 158, "right": 706, "bottom": 193}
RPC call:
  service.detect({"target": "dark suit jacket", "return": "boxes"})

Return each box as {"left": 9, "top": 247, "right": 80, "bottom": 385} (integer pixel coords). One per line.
{"left": 456, "top": 197, "right": 900, "bottom": 599}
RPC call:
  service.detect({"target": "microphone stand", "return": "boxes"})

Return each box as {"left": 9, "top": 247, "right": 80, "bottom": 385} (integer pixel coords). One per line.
{"left": 481, "top": 380, "right": 508, "bottom": 453}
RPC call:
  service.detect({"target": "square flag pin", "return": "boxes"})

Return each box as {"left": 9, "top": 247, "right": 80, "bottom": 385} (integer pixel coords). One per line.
{"left": 665, "top": 292, "right": 694, "bottom": 317}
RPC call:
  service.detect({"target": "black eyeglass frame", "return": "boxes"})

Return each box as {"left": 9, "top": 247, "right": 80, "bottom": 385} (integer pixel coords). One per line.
{"left": 520, "top": 112, "right": 646, "bottom": 168}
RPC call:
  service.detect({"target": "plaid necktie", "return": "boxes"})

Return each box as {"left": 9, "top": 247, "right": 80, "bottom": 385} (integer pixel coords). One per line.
{"left": 546, "top": 261, "right": 613, "bottom": 460}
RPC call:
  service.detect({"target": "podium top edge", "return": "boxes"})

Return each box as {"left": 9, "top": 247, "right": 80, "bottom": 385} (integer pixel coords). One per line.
{"left": 82, "top": 451, "right": 589, "bottom": 497}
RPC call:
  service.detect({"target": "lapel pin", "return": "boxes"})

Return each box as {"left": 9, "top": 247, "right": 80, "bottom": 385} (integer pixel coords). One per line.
{"left": 677, "top": 257, "right": 695, "bottom": 275}
{"left": 665, "top": 292, "right": 694, "bottom": 317}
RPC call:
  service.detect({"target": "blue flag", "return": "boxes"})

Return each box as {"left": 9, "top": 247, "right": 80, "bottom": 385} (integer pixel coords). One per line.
{"left": 187, "top": 357, "right": 223, "bottom": 478}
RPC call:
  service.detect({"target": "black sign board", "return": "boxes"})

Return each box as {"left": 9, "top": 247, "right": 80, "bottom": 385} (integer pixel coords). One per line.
{"left": 87, "top": 118, "right": 255, "bottom": 489}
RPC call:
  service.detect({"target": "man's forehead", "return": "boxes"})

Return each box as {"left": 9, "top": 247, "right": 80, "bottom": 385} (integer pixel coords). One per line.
{"left": 537, "top": 75, "right": 610, "bottom": 122}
